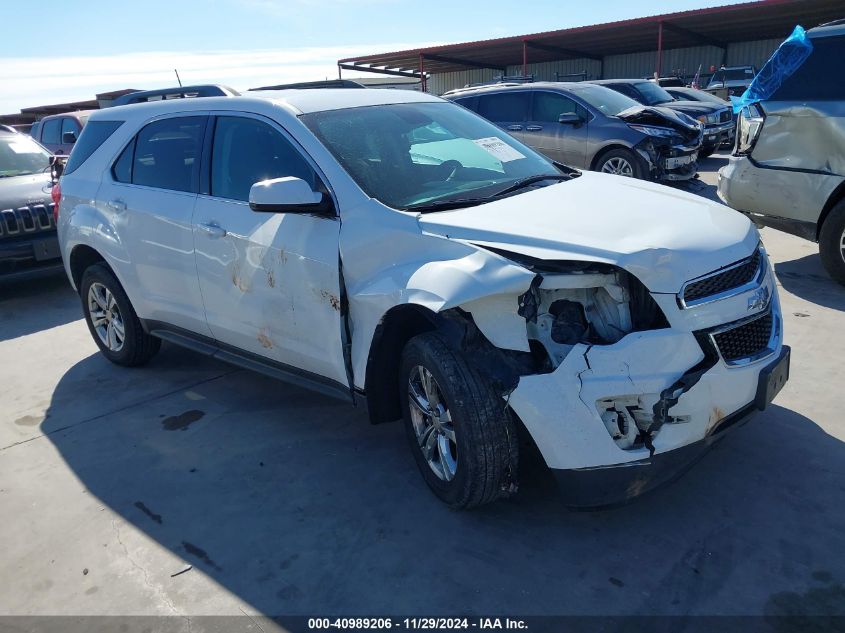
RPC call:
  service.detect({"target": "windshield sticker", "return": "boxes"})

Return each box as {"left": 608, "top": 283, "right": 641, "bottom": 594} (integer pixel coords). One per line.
{"left": 472, "top": 137, "right": 525, "bottom": 163}
{"left": 8, "top": 141, "right": 41, "bottom": 154}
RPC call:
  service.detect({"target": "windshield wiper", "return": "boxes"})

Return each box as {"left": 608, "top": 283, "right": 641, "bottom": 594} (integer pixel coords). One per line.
{"left": 405, "top": 197, "right": 492, "bottom": 213}
{"left": 491, "top": 173, "right": 570, "bottom": 198}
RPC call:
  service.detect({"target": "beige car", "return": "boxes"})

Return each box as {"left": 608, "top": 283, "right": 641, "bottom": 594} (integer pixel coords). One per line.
{"left": 718, "top": 19, "right": 845, "bottom": 284}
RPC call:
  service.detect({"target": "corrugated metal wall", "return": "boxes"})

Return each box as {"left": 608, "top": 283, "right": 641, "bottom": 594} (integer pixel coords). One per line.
{"left": 427, "top": 38, "right": 783, "bottom": 94}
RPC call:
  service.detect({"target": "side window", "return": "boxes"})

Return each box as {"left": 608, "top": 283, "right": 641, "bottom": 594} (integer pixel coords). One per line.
{"left": 132, "top": 116, "right": 205, "bottom": 193}
{"left": 64, "top": 120, "right": 124, "bottom": 176}
{"left": 60, "top": 117, "right": 81, "bottom": 141}
{"left": 41, "top": 119, "right": 62, "bottom": 145}
{"left": 112, "top": 139, "right": 134, "bottom": 183}
{"left": 210, "top": 116, "right": 317, "bottom": 202}
{"left": 772, "top": 35, "right": 845, "bottom": 100}
{"left": 533, "top": 92, "right": 579, "bottom": 122}
{"left": 476, "top": 92, "right": 529, "bottom": 122}
{"left": 453, "top": 96, "right": 478, "bottom": 112}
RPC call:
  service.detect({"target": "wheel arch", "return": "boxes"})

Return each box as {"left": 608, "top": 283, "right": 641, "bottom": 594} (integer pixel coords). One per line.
{"left": 817, "top": 180, "right": 845, "bottom": 240}
{"left": 590, "top": 143, "right": 638, "bottom": 171}
{"left": 69, "top": 244, "right": 109, "bottom": 290}
{"left": 363, "top": 303, "right": 439, "bottom": 424}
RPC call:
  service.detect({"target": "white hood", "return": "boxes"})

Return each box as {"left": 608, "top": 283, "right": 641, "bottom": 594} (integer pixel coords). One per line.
{"left": 417, "top": 171, "right": 758, "bottom": 294}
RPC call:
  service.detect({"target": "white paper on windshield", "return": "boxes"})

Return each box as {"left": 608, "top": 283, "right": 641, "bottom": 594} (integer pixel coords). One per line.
{"left": 8, "top": 141, "right": 41, "bottom": 154}
{"left": 472, "top": 137, "right": 525, "bottom": 163}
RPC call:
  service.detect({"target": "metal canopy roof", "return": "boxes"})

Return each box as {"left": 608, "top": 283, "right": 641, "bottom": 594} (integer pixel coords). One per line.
{"left": 338, "top": 0, "right": 844, "bottom": 77}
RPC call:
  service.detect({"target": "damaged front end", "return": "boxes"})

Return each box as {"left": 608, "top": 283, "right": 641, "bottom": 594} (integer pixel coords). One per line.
{"left": 619, "top": 106, "right": 703, "bottom": 181}
{"left": 457, "top": 246, "right": 785, "bottom": 508}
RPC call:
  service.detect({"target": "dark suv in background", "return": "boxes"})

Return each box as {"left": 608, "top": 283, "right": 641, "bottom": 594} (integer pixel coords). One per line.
{"left": 30, "top": 111, "right": 92, "bottom": 156}
{"left": 590, "top": 79, "right": 733, "bottom": 156}
{"left": 0, "top": 129, "right": 61, "bottom": 280}
{"left": 445, "top": 82, "right": 702, "bottom": 182}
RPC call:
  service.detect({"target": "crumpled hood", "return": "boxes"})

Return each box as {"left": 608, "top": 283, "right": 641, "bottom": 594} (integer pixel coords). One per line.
{"left": 417, "top": 171, "right": 758, "bottom": 294}
{"left": 661, "top": 100, "right": 724, "bottom": 117}
{"left": 617, "top": 105, "right": 700, "bottom": 132}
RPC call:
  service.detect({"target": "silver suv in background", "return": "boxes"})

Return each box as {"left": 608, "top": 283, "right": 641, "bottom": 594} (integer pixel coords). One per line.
{"left": 718, "top": 20, "right": 845, "bottom": 285}
{"left": 445, "top": 82, "right": 702, "bottom": 181}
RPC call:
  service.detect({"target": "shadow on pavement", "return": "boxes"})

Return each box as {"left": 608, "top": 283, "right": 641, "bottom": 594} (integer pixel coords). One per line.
{"left": 39, "top": 350, "right": 845, "bottom": 617}
{"left": 0, "top": 271, "right": 80, "bottom": 342}
{"left": 667, "top": 153, "right": 728, "bottom": 204}
{"left": 775, "top": 253, "right": 845, "bottom": 312}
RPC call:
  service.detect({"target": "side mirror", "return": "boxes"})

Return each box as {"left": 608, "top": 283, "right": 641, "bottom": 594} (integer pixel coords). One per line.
{"left": 248, "top": 177, "right": 333, "bottom": 215}
{"left": 62, "top": 131, "right": 77, "bottom": 144}
{"left": 558, "top": 112, "right": 582, "bottom": 125}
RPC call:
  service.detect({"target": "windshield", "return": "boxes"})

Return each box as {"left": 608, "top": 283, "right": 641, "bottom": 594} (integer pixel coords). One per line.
{"left": 633, "top": 82, "right": 675, "bottom": 105}
{"left": 708, "top": 68, "right": 755, "bottom": 86}
{"left": 573, "top": 85, "right": 640, "bottom": 116}
{"left": 0, "top": 134, "right": 52, "bottom": 178}
{"left": 301, "top": 102, "right": 561, "bottom": 210}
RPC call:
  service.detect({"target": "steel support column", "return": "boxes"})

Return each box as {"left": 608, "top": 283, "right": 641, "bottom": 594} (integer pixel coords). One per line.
{"left": 656, "top": 21, "right": 664, "bottom": 78}
{"left": 522, "top": 40, "right": 528, "bottom": 77}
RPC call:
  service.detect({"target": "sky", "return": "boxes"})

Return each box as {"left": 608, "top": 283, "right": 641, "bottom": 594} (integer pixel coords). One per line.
{"left": 1, "top": 0, "right": 749, "bottom": 114}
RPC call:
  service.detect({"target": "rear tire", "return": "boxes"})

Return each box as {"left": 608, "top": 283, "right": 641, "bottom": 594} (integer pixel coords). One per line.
{"left": 819, "top": 199, "right": 845, "bottom": 286}
{"left": 80, "top": 263, "right": 161, "bottom": 366}
{"left": 399, "top": 333, "right": 518, "bottom": 509}
{"left": 594, "top": 148, "right": 644, "bottom": 179}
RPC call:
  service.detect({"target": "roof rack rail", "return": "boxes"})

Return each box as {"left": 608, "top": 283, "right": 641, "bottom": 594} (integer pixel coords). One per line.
{"left": 250, "top": 79, "right": 366, "bottom": 91}
{"left": 109, "top": 85, "right": 240, "bottom": 107}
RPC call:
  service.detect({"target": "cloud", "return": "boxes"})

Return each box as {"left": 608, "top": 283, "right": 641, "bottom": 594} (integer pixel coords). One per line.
{"left": 0, "top": 43, "right": 435, "bottom": 114}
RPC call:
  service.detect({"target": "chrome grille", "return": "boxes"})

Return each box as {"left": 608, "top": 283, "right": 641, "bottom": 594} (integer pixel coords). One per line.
{"left": 711, "top": 309, "right": 774, "bottom": 364}
{"left": 719, "top": 109, "right": 732, "bottom": 123}
{"left": 0, "top": 203, "right": 55, "bottom": 237}
{"left": 682, "top": 248, "right": 762, "bottom": 306}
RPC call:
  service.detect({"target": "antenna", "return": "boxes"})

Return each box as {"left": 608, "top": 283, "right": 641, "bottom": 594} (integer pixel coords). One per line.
{"left": 174, "top": 69, "right": 183, "bottom": 87}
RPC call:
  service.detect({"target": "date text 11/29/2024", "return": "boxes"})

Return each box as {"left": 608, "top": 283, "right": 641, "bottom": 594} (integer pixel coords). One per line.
{"left": 307, "top": 617, "right": 528, "bottom": 630}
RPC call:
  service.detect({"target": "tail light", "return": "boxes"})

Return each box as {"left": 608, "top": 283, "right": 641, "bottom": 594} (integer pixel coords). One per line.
{"left": 51, "top": 181, "right": 61, "bottom": 223}
{"left": 735, "top": 105, "right": 764, "bottom": 156}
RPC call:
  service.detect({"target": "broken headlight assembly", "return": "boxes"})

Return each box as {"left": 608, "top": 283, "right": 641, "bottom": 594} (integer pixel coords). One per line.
{"left": 627, "top": 123, "right": 678, "bottom": 138}
{"left": 512, "top": 257, "right": 669, "bottom": 371}
{"left": 735, "top": 105, "right": 764, "bottom": 155}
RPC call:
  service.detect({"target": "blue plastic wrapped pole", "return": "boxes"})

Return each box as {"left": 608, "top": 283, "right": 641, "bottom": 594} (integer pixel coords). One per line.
{"left": 731, "top": 25, "right": 814, "bottom": 113}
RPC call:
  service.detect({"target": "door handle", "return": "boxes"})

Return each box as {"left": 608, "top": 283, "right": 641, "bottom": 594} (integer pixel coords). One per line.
{"left": 525, "top": 125, "right": 543, "bottom": 131}
{"left": 107, "top": 199, "right": 126, "bottom": 212}
{"left": 198, "top": 222, "right": 227, "bottom": 238}
{"left": 506, "top": 125, "right": 523, "bottom": 131}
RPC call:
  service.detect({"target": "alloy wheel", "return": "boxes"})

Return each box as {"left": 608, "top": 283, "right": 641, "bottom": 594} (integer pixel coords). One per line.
{"left": 601, "top": 157, "right": 634, "bottom": 177}
{"left": 840, "top": 227, "right": 845, "bottom": 264}
{"left": 407, "top": 365, "right": 458, "bottom": 481}
{"left": 87, "top": 282, "right": 125, "bottom": 352}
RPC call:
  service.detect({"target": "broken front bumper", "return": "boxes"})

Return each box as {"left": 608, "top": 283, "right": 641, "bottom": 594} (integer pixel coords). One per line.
{"left": 507, "top": 296, "right": 787, "bottom": 508}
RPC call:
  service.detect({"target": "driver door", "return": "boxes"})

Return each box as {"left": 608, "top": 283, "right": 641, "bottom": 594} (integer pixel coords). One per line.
{"left": 193, "top": 114, "right": 348, "bottom": 388}
{"left": 522, "top": 91, "right": 589, "bottom": 168}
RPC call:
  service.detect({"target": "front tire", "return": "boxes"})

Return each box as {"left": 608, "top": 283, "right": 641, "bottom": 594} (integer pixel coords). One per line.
{"left": 819, "top": 199, "right": 845, "bottom": 286}
{"left": 594, "top": 148, "right": 643, "bottom": 179}
{"left": 80, "top": 263, "right": 161, "bottom": 366}
{"left": 399, "top": 333, "right": 518, "bottom": 508}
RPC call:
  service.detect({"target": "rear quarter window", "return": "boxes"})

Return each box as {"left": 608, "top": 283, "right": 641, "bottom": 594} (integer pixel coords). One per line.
{"left": 771, "top": 34, "right": 845, "bottom": 101}
{"left": 64, "top": 121, "right": 124, "bottom": 175}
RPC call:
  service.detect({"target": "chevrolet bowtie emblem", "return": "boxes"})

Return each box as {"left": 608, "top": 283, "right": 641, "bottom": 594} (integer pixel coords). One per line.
{"left": 747, "top": 285, "right": 770, "bottom": 311}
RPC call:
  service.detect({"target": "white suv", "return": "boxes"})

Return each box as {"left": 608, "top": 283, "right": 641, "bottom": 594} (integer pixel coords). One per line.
{"left": 57, "top": 88, "right": 790, "bottom": 508}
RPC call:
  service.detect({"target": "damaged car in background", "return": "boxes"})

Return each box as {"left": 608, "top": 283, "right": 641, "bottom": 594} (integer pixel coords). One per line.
{"left": 719, "top": 20, "right": 845, "bottom": 285}
{"left": 57, "top": 87, "right": 789, "bottom": 509}
{"left": 445, "top": 82, "right": 703, "bottom": 181}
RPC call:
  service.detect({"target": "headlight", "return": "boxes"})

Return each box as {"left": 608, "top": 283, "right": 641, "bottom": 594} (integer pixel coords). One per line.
{"left": 696, "top": 114, "right": 708, "bottom": 124}
{"left": 707, "top": 113, "right": 719, "bottom": 124}
{"left": 628, "top": 124, "right": 676, "bottom": 137}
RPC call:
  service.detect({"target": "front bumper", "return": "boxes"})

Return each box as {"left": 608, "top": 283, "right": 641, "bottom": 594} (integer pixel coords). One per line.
{"left": 702, "top": 120, "right": 736, "bottom": 149}
{"left": 0, "top": 232, "right": 63, "bottom": 279}
{"left": 551, "top": 345, "right": 789, "bottom": 508}
{"left": 507, "top": 276, "right": 786, "bottom": 506}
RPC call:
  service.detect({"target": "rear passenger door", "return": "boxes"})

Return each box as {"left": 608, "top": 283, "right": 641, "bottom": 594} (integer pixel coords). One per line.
{"left": 97, "top": 114, "right": 211, "bottom": 336}
{"left": 523, "top": 91, "right": 590, "bottom": 167}
{"left": 475, "top": 92, "right": 529, "bottom": 142}
{"left": 192, "top": 114, "right": 348, "bottom": 388}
